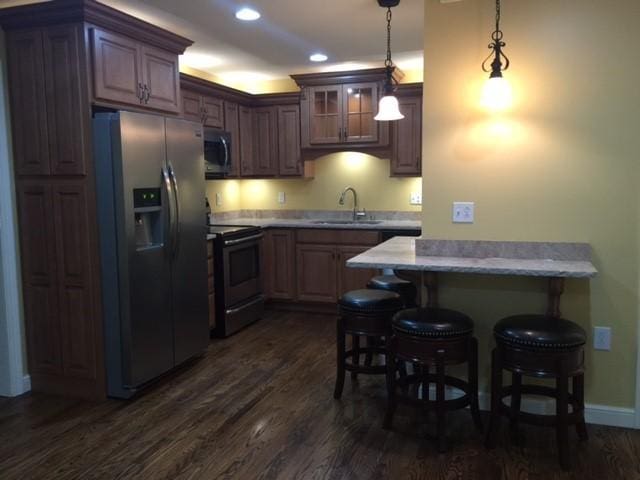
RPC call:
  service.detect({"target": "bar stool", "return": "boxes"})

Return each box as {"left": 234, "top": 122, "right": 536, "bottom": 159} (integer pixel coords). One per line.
{"left": 367, "top": 274, "right": 418, "bottom": 307}
{"left": 485, "top": 314, "right": 588, "bottom": 471}
{"left": 334, "top": 289, "right": 403, "bottom": 399}
{"left": 384, "top": 307, "right": 483, "bottom": 452}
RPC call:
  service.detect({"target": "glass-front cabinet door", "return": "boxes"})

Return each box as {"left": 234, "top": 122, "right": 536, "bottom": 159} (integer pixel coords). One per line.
{"left": 343, "top": 82, "right": 378, "bottom": 143}
{"left": 308, "top": 86, "right": 342, "bottom": 144}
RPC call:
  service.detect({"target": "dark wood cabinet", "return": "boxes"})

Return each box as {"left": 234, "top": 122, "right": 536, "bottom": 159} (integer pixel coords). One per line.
{"left": 296, "top": 244, "right": 338, "bottom": 303}
{"left": 239, "top": 106, "right": 254, "bottom": 176}
{"left": 277, "top": 105, "right": 302, "bottom": 176}
{"left": 336, "top": 245, "right": 378, "bottom": 297}
{"left": 264, "top": 230, "right": 296, "bottom": 300}
{"left": 181, "top": 90, "right": 202, "bottom": 123}
{"left": 224, "top": 102, "right": 241, "bottom": 177}
{"left": 391, "top": 94, "right": 422, "bottom": 177}
{"left": 307, "top": 85, "right": 342, "bottom": 145}
{"left": 7, "top": 29, "right": 50, "bottom": 176}
{"left": 253, "top": 106, "right": 278, "bottom": 176}
{"left": 180, "top": 89, "right": 223, "bottom": 127}
{"left": 202, "top": 96, "right": 223, "bottom": 128}
{"left": 91, "top": 28, "right": 181, "bottom": 112}
{"left": 140, "top": 45, "right": 180, "bottom": 113}
{"left": 343, "top": 82, "right": 379, "bottom": 144}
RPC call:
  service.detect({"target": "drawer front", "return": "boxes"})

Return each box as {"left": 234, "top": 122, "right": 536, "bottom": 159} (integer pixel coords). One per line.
{"left": 296, "top": 229, "right": 380, "bottom": 246}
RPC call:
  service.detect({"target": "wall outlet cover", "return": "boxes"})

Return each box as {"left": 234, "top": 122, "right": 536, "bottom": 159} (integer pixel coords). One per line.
{"left": 215, "top": 193, "right": 223, "bottom": 207}
{"left": 278, "top": 191, "right": 286, "bottom": 204}
{"left": 452, "top": 201, "right": 474, "bottom": 223}
{"left": 593, "top": 326, "right": 611, "bottom": 351}
{"left": 410, "top": 192, "right": 422, "bottom": 205}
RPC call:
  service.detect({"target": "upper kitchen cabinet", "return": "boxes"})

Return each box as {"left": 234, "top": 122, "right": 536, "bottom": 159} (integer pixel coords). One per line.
{"left": 292, "top": 68, "right": 402, "bottom": 150}
{"left": 180, "top": 89, "right": 224, "bottom": 128}
{"left": 390, "top": 84, "right": 423, "bottom": 177}
{"left": 91, "top": 28, "right": 184, "bottom": 113}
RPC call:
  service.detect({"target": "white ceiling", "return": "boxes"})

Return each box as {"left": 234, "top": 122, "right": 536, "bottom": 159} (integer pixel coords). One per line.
{"left": 101, "top": 0, "right": 425, "bottom": 82}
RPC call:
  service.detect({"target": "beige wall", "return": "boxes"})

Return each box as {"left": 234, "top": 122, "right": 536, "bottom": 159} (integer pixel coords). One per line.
{"left": 423, "top": 0, "right": 640, "bottom": 407}
{"left": 207, "top": 152, "right": 422, "bottom": 213}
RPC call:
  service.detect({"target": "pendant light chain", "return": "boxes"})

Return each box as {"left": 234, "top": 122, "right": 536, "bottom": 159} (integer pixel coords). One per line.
{"left": 482, "top": 0, "right": 510, "bottom": 76}
{"left": 385, "top": 7, "right": 393, "bottom": 67}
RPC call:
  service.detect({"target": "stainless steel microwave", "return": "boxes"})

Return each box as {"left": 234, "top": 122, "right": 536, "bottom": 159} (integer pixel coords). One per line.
{"left": 204, "top": 128, "right": 231, "bottom": 179}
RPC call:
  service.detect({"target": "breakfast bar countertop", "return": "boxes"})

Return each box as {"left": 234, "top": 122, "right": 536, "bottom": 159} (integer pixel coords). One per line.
{"left": 347, "top": 236, "right": 598, "bottom": 278}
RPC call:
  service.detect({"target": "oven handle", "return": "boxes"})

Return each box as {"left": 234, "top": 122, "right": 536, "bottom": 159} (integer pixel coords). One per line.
{"left": 225, "top": 295, "right": 265, "bottom": 316}
{"left": 223, "top": 233, "right": 263, "bottom": 246}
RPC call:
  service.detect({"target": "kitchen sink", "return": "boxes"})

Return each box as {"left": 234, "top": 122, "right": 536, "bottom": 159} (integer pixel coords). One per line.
{"left": 311, "top": 220, "right": 382, "bottom": 225}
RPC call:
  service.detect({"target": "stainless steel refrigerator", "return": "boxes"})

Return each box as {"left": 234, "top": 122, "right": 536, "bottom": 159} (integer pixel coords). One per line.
{"left": 93, "top": 111, "right": 209, "bottom": 399}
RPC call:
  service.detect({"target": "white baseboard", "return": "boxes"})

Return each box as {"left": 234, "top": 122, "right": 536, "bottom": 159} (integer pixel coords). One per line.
{"left": 424, "top": 386, "right": 637, "bottom": 429}
{"left": 21, "top": 374, "right": 31, "bottom": 394}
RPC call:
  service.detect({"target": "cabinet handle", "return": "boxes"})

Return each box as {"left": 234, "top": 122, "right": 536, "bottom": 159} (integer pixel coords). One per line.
{"left": 144, "top": 85, "right": 151, "bottom": 104}
{"left": 137, "top": 83, "right": 145, "bottom": 103}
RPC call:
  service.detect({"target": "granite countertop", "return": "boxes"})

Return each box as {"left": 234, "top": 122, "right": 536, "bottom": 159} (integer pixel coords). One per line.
{"left": 347, "top": 237, "right": 598, "bottom": 278}
{"left": 208, "top": 217, "right": 421, "bottom": 231}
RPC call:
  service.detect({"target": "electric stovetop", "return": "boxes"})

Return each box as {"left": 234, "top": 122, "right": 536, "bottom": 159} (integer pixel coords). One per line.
{"left": 208, "top": 225, "right": 261, "bottom": 238}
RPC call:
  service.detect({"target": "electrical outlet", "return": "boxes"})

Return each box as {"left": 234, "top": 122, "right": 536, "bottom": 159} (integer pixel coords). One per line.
{"left": 410, "top": 192, "right": 422, "bottom": 205}
{"left": 215, "top": 193, "right": 223, "bottom": 207}
{"left": 278, "top": 191, "right": 286, "bottom": 204}
{"left": 593, "top": 326, "right": 611, "bottom": 351}
{"left": 452, "top": 202, "right": 474, "bottom": 223}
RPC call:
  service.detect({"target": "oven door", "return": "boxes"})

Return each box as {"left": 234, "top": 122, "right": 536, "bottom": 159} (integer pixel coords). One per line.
{"left": 222, "top": 233, "right": 263, "bottom": 306}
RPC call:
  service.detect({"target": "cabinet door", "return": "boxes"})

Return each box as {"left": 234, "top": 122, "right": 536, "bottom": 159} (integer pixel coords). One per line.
{"left": 264, "top": 230, "right": 296, "bottom": 300}
{"left": 253, "top": 106, "right": 278, "bottom": 176}
{"left": 308, "top": 86, "right": 342, "bottom": 144}
{"left": 337, "top": 246, "right": 378, "bottom": 298}
{"left": 91, "top": 28, "right": 142, "bottom": 107}
{"left": 17, "top": 184, "right": 62, "bottom": 375}
{"left": 239, "top": 106, "right": 254, "bottom": 176}
{"left": 202, "top": 96, "right": 224, "bottom": 129}
{"left": 296, "top": 244, "right": 337, "bottom": 303}
{"left": 224, "top": 102, "right": 241, "bottom": 177}
{"left": 182, "top": 90, "right": 202, "bottom": 123}
{"left": 7, "top": 29, "right": 50, "bottom": 176}
{"left": 278, "top": 104, "right": 302, "bottom": 176}
{"left": 391, "top": 96, "right": 422, "bottom": 176}
{"left": 140, "top": 45, "right": 180, "bottom": 113}
{"left": 343, "top": 82, "right": 378, "bottom": 143}
{"left": 43, "top": 25, "right": 89, "bottom": 176}
{"left": 52, "top": 184, "right": 97, "bottom": 380}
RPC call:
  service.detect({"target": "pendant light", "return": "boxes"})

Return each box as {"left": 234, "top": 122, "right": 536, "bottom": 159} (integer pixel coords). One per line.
{"left": 374, "top": 0, "right": 404, "bottom": 121}
{"left": 480, "top": 0, "right": 513, "bottom": 111}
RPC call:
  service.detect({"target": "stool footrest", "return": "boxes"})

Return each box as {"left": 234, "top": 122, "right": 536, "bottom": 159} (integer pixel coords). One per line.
{"left": 395, "top": 373, "right": 473, "bottom": 411}
{"left": 498, "top": 384, "right": 584, "bottom": 427}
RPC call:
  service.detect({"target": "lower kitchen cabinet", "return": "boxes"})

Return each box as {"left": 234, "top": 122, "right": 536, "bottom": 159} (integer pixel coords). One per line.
{"left": 336, "top": 245, "right": 378, "bottom": 296}
{"left": 295, "top": 244, "right": 339, "bottom": 303}
{"left": 263, "top": 229, "right": 296, "bottom": 300}
{"left": 207, "top": 240, "right": 215, "bottom": 329}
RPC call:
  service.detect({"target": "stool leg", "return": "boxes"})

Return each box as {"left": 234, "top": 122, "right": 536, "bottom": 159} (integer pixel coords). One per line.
{"left": 469, "top": 337, "right": 483, "bottom": 432}
{"left": 384, "top": 336, "right": 397, "bottom": 429}
{"left": 573, "top": 373, "right": 588, "bottom": 441}
{"left": 333, "top": 317, "right": 346, "bottom": 399}
{"left": 351, "top": 335, "right": 360, "bottom": 381}
{"left": 365, "top": 336, "right": 374, "bottom": 367}
{"left": 485, "top": 347, "right": 503, "bottom": 449}
{"left": 509, "top": 372, "right": 522, "bottom": 441}
{"left": 557, "top": 361, "right": 571, "bottom": 471}
{"left": 435, "top": 349, "right": 447, "bottom": 453}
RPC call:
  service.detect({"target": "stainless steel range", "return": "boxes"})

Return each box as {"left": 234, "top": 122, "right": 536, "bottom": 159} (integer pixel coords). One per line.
{"left": 208, "top": 225, "right": 265, "bottom": 337}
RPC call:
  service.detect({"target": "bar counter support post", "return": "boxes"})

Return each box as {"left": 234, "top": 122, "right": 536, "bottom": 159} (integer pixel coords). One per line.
{"left": 423, "top": 271, "right": 439, "bottom": 308}
{"left": 547, "top": 277, "right": 565, "bottom": 318}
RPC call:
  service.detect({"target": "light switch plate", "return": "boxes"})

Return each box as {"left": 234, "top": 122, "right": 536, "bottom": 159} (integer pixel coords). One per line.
{"left": 452, "top": 202, "right": 474, "bottom": 223}
{"left": 593, "top": 326, "right": 611, "bottom": 351}
{"left": 410, "top": 192, "right": 422, "bottom": 205}
{"left": 278, "top": 191, "right": 286, "bottom": 204}
{"left": 215, "top": 193, "right": 223, "bottom": 207}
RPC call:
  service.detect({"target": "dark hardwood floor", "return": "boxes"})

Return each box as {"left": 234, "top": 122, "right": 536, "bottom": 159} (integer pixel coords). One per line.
{"left": 1, "top": 309, "right": 639, "bottom": 480}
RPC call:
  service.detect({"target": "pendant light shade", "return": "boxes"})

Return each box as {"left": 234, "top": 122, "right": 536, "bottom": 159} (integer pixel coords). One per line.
{"left": 375, "top": 0, "right": 403, "bottom": 121}
{"left": 375, "top": 95, "right": 404, "bottom": 121}
{"left": 481, "top": 0, "right": 513, "bottom": 112}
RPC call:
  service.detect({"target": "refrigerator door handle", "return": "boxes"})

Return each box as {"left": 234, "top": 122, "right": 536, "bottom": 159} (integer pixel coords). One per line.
{"left": 168, "top": 163, "right": 181, "bottom": 258}
{"left": 162, "top": 166, "right": 176, "bottom": 256}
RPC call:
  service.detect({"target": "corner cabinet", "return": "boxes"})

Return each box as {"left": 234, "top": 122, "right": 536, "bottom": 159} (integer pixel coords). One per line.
{"left": 292, "top": 68, "right": 402, "bottom": 150}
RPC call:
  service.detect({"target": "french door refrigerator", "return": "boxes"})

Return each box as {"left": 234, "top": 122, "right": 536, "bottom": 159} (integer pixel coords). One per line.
{"left": 93, "top": 111, "right": 209, "bottom": 399}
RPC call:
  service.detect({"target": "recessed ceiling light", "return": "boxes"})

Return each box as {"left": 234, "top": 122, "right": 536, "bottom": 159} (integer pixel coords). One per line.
{"left": 235, "top": 7, "right": 260, "bottom": 21}
{"left": 309, "top": 53, "right": 328, "bottom": 63}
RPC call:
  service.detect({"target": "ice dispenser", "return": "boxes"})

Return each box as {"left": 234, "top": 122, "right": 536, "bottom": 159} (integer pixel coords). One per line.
{"left": 133, "top": 188, "right": 163, "bottom": 249}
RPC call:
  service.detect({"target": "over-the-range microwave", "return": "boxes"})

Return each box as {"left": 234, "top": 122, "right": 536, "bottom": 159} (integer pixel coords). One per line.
{"left": 204, "top": 128, "right": 232, "bottom": 179}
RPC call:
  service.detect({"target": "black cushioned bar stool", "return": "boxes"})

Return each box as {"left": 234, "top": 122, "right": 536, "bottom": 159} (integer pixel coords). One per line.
{"left": 485, "top": 314, "right": 588, "bottom": 471}
{"left": 334, "top": 289, "right": 403, "bottom": 399}
{"left": 385, "top": 307, "right": 482, "bottom": 452}
{"left": 367, "top": 274, "right": 418, "bottom": 307}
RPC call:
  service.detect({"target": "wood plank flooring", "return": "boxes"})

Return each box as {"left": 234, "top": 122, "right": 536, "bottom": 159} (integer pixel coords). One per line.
{"left": 1, "top": 309, "right": 639, "bottom": 480}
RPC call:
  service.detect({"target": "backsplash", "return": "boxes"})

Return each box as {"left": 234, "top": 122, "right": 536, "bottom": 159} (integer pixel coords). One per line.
{"left": 210, "top": 209, "right": 421, "bottom": 222}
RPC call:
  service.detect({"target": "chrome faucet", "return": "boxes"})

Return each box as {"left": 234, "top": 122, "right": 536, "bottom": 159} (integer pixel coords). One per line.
{"left": 339, "top": 186, "right": 366, "bottom": 221}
